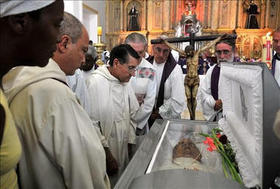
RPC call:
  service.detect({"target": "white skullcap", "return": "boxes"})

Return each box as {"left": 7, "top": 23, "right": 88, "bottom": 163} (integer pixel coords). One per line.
{"left": 0, "top": 0, "right": 55, "bottom": 18}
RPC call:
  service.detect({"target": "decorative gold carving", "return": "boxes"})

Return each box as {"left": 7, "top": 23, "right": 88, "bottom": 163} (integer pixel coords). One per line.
{"left": 106, "top": 1, "right": 279, "bottom": 51}
{"left": 235, "top": 28, "right": 273, "bottom": 60}
{"left": 154, "top": 0, "right": 161, "bottom": 7}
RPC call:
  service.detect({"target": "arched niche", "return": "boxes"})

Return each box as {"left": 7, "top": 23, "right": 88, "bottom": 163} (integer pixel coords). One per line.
{"left": 124, "top": 0, "right": 144, "bottom": 31}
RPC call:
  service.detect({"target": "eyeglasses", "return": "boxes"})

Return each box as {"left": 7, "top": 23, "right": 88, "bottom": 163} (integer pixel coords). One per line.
{"left": 126, "top": 65, "right": 137, "bottom": 73}
{"left": 116, "top": 58, "right": 137, "bottom": 73}
{"left": 215, "top": 50, "right": 231, "bottom": 55}
{"left": 120, "top": 62, "right": 137, "bottom": 73}
{"left": 155, "top": 47, "right": 170, "bottom": 56}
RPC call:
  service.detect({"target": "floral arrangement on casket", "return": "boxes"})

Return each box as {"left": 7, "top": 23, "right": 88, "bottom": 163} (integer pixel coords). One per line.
{"left": 200, "top": 128, "right": 243, "bottom": 185}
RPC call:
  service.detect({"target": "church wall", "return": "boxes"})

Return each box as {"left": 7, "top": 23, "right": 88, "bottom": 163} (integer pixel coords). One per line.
{"left": 83, "top": 1, "right": 106, "bottom": 42}
{"left": 105, "top": 0, "right": 280, "bottom": 53}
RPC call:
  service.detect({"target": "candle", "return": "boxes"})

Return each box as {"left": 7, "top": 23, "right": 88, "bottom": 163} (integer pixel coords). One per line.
{"left": 97, "top": 26, "right": 102, "bottom": 36}
{"left": 262, "top": 32, "right": 273, "bottom": 68}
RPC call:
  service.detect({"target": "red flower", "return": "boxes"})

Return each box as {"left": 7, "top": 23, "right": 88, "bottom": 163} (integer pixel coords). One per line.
{"left": 203, "top": 137, "right": 217, "bottom": 152}
{"left": 216, "top": 133, "right": 221, "bottom": 138}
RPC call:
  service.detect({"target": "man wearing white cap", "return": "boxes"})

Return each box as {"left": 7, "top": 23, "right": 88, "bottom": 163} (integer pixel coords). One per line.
{"left": 0, "top": 1, "right": 64, "bottom": 189}
{"left": 3, "top": 12, "right": 110, "bottom": 189}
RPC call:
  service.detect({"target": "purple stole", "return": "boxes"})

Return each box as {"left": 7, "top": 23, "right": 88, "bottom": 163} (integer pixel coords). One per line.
{"left": 147, "top": 54, "right": 177, "bottom": 109}
{"left": 210, "top": 58, "right": 240, "bottom": 100}
{"left": 210, "top": 65, "right": 220, "bottom": 100}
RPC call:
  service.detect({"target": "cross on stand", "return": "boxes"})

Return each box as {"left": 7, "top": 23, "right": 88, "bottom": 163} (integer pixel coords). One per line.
{"left": 151, "top": 32, "right": 237, "bottom": 120}
{"left": 151, "top": 33, "right": 237, "bottom": 49}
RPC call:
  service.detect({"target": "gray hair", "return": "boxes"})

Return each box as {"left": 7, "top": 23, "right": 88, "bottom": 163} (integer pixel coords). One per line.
{"left": 124, "top": 32, "right": 147, "bottom": 46}
{"left": 58, "top": 12, "right": 83, "bottom": 43}
{"left": 215, "top": 34, "right": 236, "bottom": 51}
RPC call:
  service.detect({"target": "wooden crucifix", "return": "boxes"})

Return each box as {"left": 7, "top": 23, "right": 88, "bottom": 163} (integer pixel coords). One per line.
{"left": 151, "top": 33, "right": 237, "bottom": 120}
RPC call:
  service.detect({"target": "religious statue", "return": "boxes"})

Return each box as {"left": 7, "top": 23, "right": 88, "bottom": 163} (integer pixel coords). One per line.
{"left": 175, "top": 22, "right": 183, "bottom": 37}
{"left": 184, "top": 0, "right": 197, "bottom": 16}
{"left": 128, "top": 6, "right": 140, "bottom": 31}
{"left": 180, "top": 14, "right": 202, "bottom": 36}
{"left": 243, "top": 0, "right": 259, "bottom": 29}
{"left": 162, "top": 35, "right": 224, "bottom": 120}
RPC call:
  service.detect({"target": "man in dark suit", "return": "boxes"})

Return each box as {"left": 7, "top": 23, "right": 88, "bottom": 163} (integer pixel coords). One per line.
{"left": 272, "top": 27, "right": 280, "bottom": 86}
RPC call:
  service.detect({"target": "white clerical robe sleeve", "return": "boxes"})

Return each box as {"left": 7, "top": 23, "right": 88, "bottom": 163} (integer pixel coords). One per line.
{"left": 133, "top": 75, "right": 156, "bottom": 129}
{"left": 66, "top": 70, "right": 91, "bottom": 115}
{"left": 37, "top": 97, "right": 109, "bottom": 189}
{"left": 200, "top": 66, "right": 217, "bottom": 120}
{"left": 128, "top": 84, "right": 139, "bottom": 144}
{"left": 159, "top": 65, "right": 186, "bottom": 119}
{"left": 86, "top": 77, "right": 110, "bottom": 148}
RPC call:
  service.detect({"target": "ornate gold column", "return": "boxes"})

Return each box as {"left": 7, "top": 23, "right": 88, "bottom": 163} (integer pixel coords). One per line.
{"left": 210, "top": 0, "right": 219, "bottom": 29}
{"left": 206, "top": 0, "right": 211, "bottom": 29}
{"left": 142, "top": 0, "right": 147, "bottom": 30}
{"left": 236, "top": 0, "right": 243, "bottom": 28}
{"left": 163, "top": 0, "right": 170, "bottom": 31}
{"left": 120, "top": 0, "right": 124, "bottom": 31}
{"left": 147, "top": 0, "right": 153, "bottom": 31}
{"left": 260, "top": 0, "right": 267, "bottom": 28}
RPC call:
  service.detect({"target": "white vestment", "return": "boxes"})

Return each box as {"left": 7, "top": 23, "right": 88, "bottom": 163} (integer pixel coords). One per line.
{"left": 200, "top": 65, "right": 220, "bottom": 120}
{"left": 82, "top": 67, "right": 95, "bottom": 81}
{"left": 66, "top": 69, "right": 91, "bottom": 114}
{"left": 153, "top": 60, "right": 186, "bottom": 119}
{"left": 3, "top": 59, "right": 110, "bottom": 189}
{"left": 130, "top": 58, "right": 156, "bottom": 130}
{"left": 86, "top": 65, "right": 139, "bottom": 177}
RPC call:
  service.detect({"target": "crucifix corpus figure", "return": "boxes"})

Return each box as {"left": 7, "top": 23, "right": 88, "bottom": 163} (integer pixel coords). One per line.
{"left": 162, "top": 34, "right": 225, "bottom": 120}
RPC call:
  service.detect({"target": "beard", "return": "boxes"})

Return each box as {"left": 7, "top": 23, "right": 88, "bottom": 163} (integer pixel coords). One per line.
{"left": 217, "top": 54, "right": 234, "bottom": 64}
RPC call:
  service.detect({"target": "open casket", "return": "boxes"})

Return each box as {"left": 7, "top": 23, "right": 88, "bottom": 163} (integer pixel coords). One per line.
{"left": 114, "top": 62, "right": 280, "bottom": 189}
{"left": 219, "top": 62, "right": 280, "bottom": 188}
{"left": 115, "top": 120, "right": 245, "bottom": 189}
